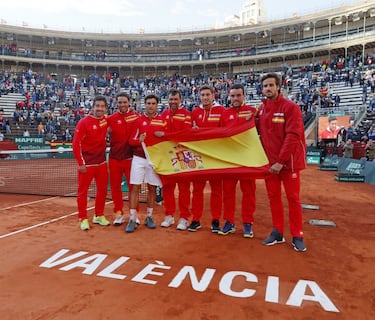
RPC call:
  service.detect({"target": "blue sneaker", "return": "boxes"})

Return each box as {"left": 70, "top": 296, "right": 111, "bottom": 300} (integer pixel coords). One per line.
{"left": 243, "top": 223, "right": 254, "bottom": 238}
{"left": 144, "top": 216, "right": 156, "bottom": 229}
{"left": 218, "top": 220, "right": 235, "bottom": 235}
{"left": 292, "top": 237, "right": 307, "bottom": 252}
{"left": 263, "top": 228, "right": 285, "bottom": 245}
{"left": 125, "top": 220, "right": 137, "bottom": 233}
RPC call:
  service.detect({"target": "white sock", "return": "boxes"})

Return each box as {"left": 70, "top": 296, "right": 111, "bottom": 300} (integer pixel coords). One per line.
{"left": 130, "top": 209, "right": 137, "bottom": 220}
{"left": 147, "top": 207, "right": 153, "bottom": 217}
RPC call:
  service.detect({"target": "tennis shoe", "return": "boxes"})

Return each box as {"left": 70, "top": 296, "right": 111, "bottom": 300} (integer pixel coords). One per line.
{"left": 188, "top": 221, "right": 201, "bottom": 232}
{"left": 218, "top": 221, "right": 235, "bottom": 235}
{"left": 211, "top": 220, "right": 220, "bottom": 233}
{"left": 161, "top": 215, "right": 174, "bottom": 227}
{"left": 125, "top": 220, "right": 137, "bottom": 233}
{"left": 144, "top": 216, "right": 156, "bottom": 229}
{"left": 80, "top": 219, "right": 90, "bottom": 231}
{"left": 113, "top": 214, "right": 125, "bottom": 226}
{"left": 176, "top": 218, "right": 188, "bottom": 230}
{"left": 92, "top": 215, "right": 110, "bottom": 226}
{"left": 263, "top": 228, "right": 285, "bottom": 245}
{"left": 243, "top": 223, "right": 254, "bottom": 238}
{"left": 292, "top": 237, "right": 307, "bottom": 252}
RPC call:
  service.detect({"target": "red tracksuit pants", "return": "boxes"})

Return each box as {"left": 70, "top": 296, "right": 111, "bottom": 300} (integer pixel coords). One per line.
{"left": 191, "top": 179, "right": 222, "bottom": 221}
{"left": 223, "top": 179, "right": 256, "bottom": 224}
{"left": 77, "top": 162, "right": 108, "bottom": 220}
{"left": 162, "top": 181, "right": 191, "bottom": 219}
{"left": 265, "top": 170, "right": 304, "bottom": 237}
{"left": 109, "top": 158, "right": 132, "bottom": 214}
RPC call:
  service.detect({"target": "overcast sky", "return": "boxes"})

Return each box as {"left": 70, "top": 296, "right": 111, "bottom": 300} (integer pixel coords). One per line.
{"left": 0, "top": 0, "right": 361, "bottom": 33}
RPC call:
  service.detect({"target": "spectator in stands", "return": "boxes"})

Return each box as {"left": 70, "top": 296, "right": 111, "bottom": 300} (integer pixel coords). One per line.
{"left": 257, "top": 72, "right": 307, "bottom": 252}
{"left": 334, "top": 94, "right": 340, "bottom": 108}
{"left": 37, "top": 122, "right": 44, "bottom": 136}
{"left": 0, "top": 131, "right": 4, "bottom": 141}
{"left": 72, "top": 95, "right": 110, "bottom": 231}
{"left": 368, "top": 124, "right": 375, "bottom": 141}
{"left": 337, "top": 126, "right": 347, "bottom": 146}
{"left": 361, "top": 134, "right": 369, "bottom": 146}
{"left": 369, "top": 94, "right": 375, "bottom": 112}
{"left": 64, "top": 128, "right": 72, "bottom": 141}
{"left": 366, "top": 140, "right": 375, "bottom": 161}
{"left": 5, "top": 119, "right": 11, "bottom": 134}
{"left": 51, "top": 133, "right": 57, "bottom": 142}
{"left": 346, "top": 120, "right": 356, "bottom": 141}
{"left": 23, "top": 129, "right": 30, "bottom": 137}
{"left": 343, "top": 139, "right": 354, "bottom": 158}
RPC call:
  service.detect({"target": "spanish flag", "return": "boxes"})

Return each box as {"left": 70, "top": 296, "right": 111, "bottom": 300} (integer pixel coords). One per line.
{"left": 145, "top": 121, "right": 269, "bottom": 182}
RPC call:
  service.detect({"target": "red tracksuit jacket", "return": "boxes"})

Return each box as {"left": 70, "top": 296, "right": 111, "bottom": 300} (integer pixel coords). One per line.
{"left": 107, "top": 110, "right": 139, "bottom": 160}
{"left": 161, "top": 106, "right": 192, "bottom": 132}
{"left": 257, "top": 94, "right": 306, "bottom": 172}
{"left": 72, "top": 115, "right": 108, "bottom": 166}
{"left": 220, "top": 104, "right": 257, "bottom": 126}
{"left": 129, "top": 114, "right": 166, "bottom": 158}
{"left": 191, "top": 104, "right": 225, "bottom": 128}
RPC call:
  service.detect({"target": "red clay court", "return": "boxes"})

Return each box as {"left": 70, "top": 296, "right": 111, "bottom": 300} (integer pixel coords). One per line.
{"left": 0, "top": 165, "right": 374, "bottom": 320}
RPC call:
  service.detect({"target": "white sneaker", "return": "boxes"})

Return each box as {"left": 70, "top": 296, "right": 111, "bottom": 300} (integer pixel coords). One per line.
{"left": 136, "top": 217, "right": 141, "bottom": 225}
{"left": 113, "top": 214, "right": 125, "bottom": 226}
{"left": 160, "top": 215, "right": 175, "bottom": 227}
{"left": 176, "top": 218, "right": 188, "bottom": 231}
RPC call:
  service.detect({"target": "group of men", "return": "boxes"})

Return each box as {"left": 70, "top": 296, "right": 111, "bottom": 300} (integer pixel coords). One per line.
{"left": 72, "top": 72, "right": 307, "bottom": 252}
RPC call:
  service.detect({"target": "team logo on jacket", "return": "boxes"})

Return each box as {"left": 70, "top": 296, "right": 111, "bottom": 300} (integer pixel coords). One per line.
{"left": 99, "top": 119, "right": 107, "bottom": 127}
{"left": 169, "top": 145, "right": 203, "bottom": 171}
{"left": 272, "top": 113, "right": 285, "bottom": 123}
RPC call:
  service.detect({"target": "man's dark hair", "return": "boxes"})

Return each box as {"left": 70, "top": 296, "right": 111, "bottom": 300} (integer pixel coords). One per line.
{"left": 116, "top": 92, "right": 131, "bottom": 101}
{"left": 168, "top": 89, "right": 182, "bottom": 99}
{"left": 230, "top": 83, "right": 245, "bottom": 95}
{"left": 328, "top": 116, "right": 337, "bottom": 122}
{"left": 93, "top": 95, "right": 108, "bottom": 107}
{"left": 199, "top": 85, "right": 214, "bottom": 93}
{"left": 145, "top": 93, "right": 160, "bottom": 104}
{"left": 260, "top": 72, "right": 281, "bottom": 87}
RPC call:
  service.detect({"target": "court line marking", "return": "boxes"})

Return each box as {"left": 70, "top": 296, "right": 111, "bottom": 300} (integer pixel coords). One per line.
{"left": 0, "top": 196, "right": 59, "bottom": 211}
{"left": 0, "top": 200, "right": 113, "bottom": 239}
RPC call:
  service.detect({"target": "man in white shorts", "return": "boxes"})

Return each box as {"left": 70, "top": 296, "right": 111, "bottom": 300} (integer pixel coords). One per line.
{"left": 126, "top": 94, "right": 166, "bottom": 233}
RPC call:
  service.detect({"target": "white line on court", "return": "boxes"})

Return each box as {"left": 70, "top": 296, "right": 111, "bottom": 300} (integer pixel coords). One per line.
{"left": 0, "top": 196, "right": 59, "bottom": 211}
{"left": 0, "top": 200, "right": 113, "bottom": 239}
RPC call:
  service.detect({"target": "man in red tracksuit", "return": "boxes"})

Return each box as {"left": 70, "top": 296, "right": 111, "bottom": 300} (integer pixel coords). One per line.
{"left": 218, "top": 83, "right": 257, "bottom": 238}
{"left": 188, "top": 85, "right": 225, "bottom": 232}
{"left": 257, "top": 73, "right": 307, "bottom": 252}
{"left": 126, "top": 94, "right": 166, "bottom": 233}
{"left": 107, "top": 92, "right": 140, "bottom": 226}
{"left": 158, "top": 89, "right": 192, "bottom": 230}
{"left": 72, "top": 95, "right": 110, "bottom": 231}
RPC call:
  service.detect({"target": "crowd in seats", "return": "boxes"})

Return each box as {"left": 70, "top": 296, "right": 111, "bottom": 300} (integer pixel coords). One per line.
{"left": 1, "top": 53, "right": 375, "bottom": 156}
